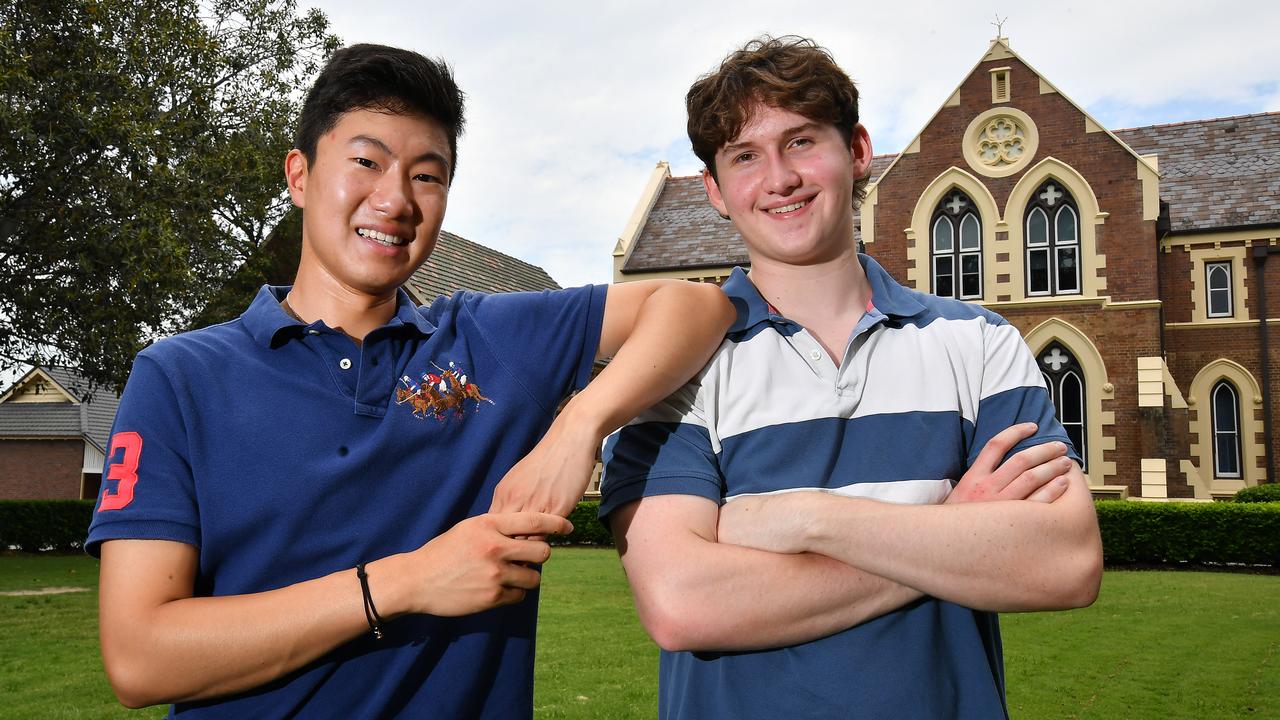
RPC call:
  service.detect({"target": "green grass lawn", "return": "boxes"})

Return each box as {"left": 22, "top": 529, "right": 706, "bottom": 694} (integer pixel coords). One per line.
{"left": 1, "top": 549, "right": 1277, "bottom": 719}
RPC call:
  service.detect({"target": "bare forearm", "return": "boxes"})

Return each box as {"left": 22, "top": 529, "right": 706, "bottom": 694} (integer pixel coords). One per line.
{"left": 802, "top": 481, "right": 1101, "bottom": 611}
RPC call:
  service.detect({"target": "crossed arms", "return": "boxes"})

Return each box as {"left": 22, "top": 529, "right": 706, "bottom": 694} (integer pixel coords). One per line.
{"left": 610, "top": 423, "right": 1103, "bottom": 653}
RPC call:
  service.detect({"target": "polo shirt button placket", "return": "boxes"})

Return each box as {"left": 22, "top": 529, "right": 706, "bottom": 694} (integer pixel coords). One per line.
{"left": 339, "top": 358, "right": 352, "bottom": 370}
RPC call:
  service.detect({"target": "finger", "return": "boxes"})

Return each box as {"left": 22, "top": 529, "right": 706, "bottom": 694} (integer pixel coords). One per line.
{"left": 1025, "top": 475, "right": 1071, "bottom": 503}
{"left": 500, "top": 563, "right": 545, "bottom": 590}
{"left": 494, "top": 587, "right": 527, "bottom": 607}
{"left": 986, "top": 440, "right": 1068, "bottom": 494}
{"left": 970, "top": 423, "right": 1038, "bottom": 476}
{"left": 504, "top": 538, "right": 554, "bottom": 566}
{"left": 491, "top": 512, "right": 574, "bottom": 538}
{"left": 1000, "top": 455, "right": 1073, "bottom": 500}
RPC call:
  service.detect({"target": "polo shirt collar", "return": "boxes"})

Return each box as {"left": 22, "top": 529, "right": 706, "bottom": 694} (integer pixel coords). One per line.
{"left": 241, "top": 285, "right": 436, "bottom": 348}
{"left": 722, "top": 254, "right": 925, "bottom": 334}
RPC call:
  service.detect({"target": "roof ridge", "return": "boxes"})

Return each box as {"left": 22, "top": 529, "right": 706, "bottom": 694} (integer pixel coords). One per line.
{"left": 1114, "top": 110, "right": 1280, "bottom": 134}
{"left": 437, "top": 230, "right": 556, "bottom": 280}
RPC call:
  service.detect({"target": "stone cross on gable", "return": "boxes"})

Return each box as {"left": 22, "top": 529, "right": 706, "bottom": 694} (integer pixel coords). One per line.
{"left": 1042, "top": 347, "right": 1068, "bottom": 371}
{"left": 946, "top": 195, "right": 967, "bottom": 214}
{"left": 1040, "top": 184, "right": 1063, "bottom": 206}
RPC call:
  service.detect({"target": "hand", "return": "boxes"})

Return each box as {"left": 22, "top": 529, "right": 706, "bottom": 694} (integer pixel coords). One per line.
{"left": 717, "top": 492, "right": 818, "bottom": 555}
{"left": 490, "top": 402, "right": 602, "bottom": 517}
{"left": 948, "top": 423, "right": 1074, "bottom": 504}
{"left": 404, "top": 512, "right": 573, "bottom": 616}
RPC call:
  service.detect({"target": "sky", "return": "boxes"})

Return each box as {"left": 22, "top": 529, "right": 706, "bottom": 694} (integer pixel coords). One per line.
{"left": 305, "top": 1, "right": 1279, "bottom": 289}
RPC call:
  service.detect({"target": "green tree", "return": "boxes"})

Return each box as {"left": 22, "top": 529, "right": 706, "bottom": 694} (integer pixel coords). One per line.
{"left": 0, "top": 0, "right": 338, "bottom": 390}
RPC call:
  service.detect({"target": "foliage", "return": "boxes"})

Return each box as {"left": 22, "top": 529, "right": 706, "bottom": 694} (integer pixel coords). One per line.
{"left": 0, "top": 0, "right": 339, "bottom": 390}
{"left": 1234, "top": 483, "right": 1280, "bottom": 503}
{"left": 553, "top": 500, "right": 614, "bottom": 546}
{"left": 0, "top": 500, "right": 95, "bottom": 551}
{"left": 1095, "top": 499, "right": 1280, "bottom": 566}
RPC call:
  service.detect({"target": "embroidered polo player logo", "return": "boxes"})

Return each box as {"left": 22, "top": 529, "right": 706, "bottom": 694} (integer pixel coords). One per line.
{"left": 396, "top": 361, "right": 494, "bottom": 421}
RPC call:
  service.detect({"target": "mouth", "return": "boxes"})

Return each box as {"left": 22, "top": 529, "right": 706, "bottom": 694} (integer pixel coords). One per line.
{"left": 767, "top": 199, "right": 810, "bottom": 214}
{"left": 356, "top": 227, "right": 411, "bottom": 247}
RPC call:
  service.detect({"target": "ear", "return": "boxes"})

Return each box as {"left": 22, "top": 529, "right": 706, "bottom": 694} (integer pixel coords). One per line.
{"left": 848, "top": 123, "right": 874, "bottom": 180}
{"left": 701, "top": 168, "right": 730, "bottom": 220}
{"left": 284, "top": 149, "right": 308, "bottom": 209}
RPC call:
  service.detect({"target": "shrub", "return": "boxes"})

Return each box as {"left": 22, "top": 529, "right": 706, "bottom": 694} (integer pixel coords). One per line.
{"left": 1233, "top": 484, "right": 1280, "bottom": 503}
{"left": 554, "top": 500, "right": 614, "bottom": 546}
{"left": 0, "top": 500, "right": 96, "bottom": 552}
{"left": 1095, "top": 500, "right": 1280, "bottom": 566}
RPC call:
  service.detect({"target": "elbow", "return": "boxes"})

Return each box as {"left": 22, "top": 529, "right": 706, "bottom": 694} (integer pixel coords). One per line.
{"left": 634, "top": 586, "right": 718, "bottom": 653}
{"left": 1043, "top": 536, "right": 1104, "bottom": 610}
{"left": 103, "top": 656, "right": 165, "bottom": 710}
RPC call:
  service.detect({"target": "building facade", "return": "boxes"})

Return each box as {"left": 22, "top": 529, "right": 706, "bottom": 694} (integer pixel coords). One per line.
{"left": 611, "top": 38, "right": 1280, "bottom": 500}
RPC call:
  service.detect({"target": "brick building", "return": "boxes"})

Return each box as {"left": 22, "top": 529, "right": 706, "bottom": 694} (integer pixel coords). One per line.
{"left": 610, "top": 37, "right": 1280, "bottom": 500}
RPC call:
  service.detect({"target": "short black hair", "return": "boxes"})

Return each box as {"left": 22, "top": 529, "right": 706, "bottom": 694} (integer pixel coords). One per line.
{"left": 294, "top": 43, "right": 466, "bottom": 183}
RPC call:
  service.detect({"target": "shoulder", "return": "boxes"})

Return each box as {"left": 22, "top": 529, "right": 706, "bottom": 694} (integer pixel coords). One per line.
{"left": 896, "top": 288, "right": 1008, "bottom": 330}
{"left": 133, "top": 319, "right": 253, "bottom": 380}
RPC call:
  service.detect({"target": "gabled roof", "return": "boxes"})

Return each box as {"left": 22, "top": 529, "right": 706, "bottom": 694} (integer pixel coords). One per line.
{"left": 403, "top": 230, "right": 561, "bottom": 302}
{"left": 1115, "top": 112, "right": 1280, "bottom": 233}
{"left": 620, "top": 155, "right": 894, "bottom": 274}
{"left": 0, "top": 366, "right": 119, "bottom": 450}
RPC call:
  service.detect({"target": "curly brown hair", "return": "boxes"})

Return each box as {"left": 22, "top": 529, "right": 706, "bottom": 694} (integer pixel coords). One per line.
{"left": 686, "top": 35, "right": 867, "bottom": 208}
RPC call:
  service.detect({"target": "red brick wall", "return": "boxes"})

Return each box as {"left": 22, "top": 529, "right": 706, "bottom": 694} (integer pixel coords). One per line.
{"left": 0, "top": 440, "right": 85, "bottom": 499}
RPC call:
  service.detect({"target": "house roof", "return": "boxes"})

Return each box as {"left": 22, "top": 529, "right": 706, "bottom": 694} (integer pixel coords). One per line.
{"left": 621, "top": 111, "right": 1278, "bottom": 272}
{"left": 620, "top": 155, "right": 894, "bottom": 274}
{"left": 404, "top": 230, "right": 561, "bottom": 301}
{"left": 0, "top": 367, "right": 120, "bottom": 450}
{"left": 1114, "top": 111, "right": 1280, "bottom": 233}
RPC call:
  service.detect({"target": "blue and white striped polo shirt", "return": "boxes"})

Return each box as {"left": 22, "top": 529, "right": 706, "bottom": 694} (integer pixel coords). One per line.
{"left": 600, "top": 254, "right": 1076, "bottom": 720}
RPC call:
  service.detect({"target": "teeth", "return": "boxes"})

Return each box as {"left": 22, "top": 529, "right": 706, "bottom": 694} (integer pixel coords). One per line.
{"left": 769, "top": 201, "right": 808, "bottom": 214}
{"left": 357, "top": 228, "right": 408, "bottom": 246}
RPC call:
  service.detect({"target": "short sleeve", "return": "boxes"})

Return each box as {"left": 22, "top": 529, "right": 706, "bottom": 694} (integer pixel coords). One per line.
{"left": 464, "top": 285, "right": 607, "bottom": 414}
{"left": 85, "top": 354, "right": 200, "bottom": 557}
{"left": 966, "top": 318, "right": 1081, "bottom": 468}
{"left": 598, "top": 383, "right": 724, "bottom": 522}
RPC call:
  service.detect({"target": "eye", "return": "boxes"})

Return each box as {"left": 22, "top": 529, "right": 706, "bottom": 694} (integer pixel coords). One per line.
{"left": 414, "top": 173, "right": 443, "bottom": 185}
{"left": 789, "top": 137, "right": 813, "bottom": 149}
{"left": 732, "top": 151, "right": 756, "bottom": 165}
{"left": 354, "top": 157, "right": 378, "bottom": 170}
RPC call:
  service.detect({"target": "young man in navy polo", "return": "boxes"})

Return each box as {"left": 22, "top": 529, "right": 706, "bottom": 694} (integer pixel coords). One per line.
{"left": 87, "top": 44, "right": 733, "bottom": 718}
{"left": 600, "top": 37, "right": 1103, "bottom": 718}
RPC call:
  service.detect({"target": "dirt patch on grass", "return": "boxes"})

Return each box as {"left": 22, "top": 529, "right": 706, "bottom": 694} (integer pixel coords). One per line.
{"left": 0, "top": 586, "right": 91, "bottom": 596}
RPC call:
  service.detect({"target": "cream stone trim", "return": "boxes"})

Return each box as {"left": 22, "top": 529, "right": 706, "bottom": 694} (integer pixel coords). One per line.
{"left": 1138, "top": 158, "right": 1161, "bottom": 221}
{"left": 1188, "top": 246, "right": 1249, "bottom": 323}
{"left": 982, "top": 38, "right": 1014, "bottom": 62}
{"left": 1084, "top": 117, "right": 1104, "bottom": 134}
{"left": 1137, "top": 357, "right": 1164, "bottom": 408}
{"left": 1141, "top": 458, "right": 1168, "bottom": 499}
{"left": 906, "top": 167, "right": 1003, "bottom": 294}
{"left": 616, "top": 266, "right": 737, "bottom": 284}
{"left": 613, "top": 162, "right": 672, "bottom": 283}
{"left": 1039, "top": 77, "right": 1057, "bottom": 95}
{"left": 945, "top": 91, "right": 960, "bottom": 108}
{"left": 1024, "top": 318, "right": 1117, "bottom": 485}
{"left": 1164, "top": 231, "right": 1280, "bottom": 249}
{"left": 1167, "top": 319, "right": 1280, "bottom": 329}
{"left": 1142, "top": 154, "right": 1159, "bottom": 173}
{"left": 904, "top": 136, "right": 921, "bottom": 154}
{"left": 962, "top": 107, "right": 1039, "bottom": 178}
{"left": 1187, "top": 359, "right": 1266, "bottom": 490}
{"left": 990, "top": 67, "right": 1011, "bottom": 103}
{"left": 1004, "top": 156, "right": 1106, "bottom": 301}
{"left": 860, "top": 183, "right": 880, "bottom": 246}
{"left": 981, "top": 296, "right": 1108, "bottom": 311}
{"left": 1105, "top": 300, "right": 1163, "bottom": 309}
{"left": 1178, "top": 459, "right": 1213, "bottom": 500}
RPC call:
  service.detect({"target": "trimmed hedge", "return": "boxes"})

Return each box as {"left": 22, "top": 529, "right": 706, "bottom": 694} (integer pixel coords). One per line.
{"left": 554, "top": 500, "right": 613, "bottom": 546}
{"left": 1233, "top": 483, "right": 1280, "bottom": 503}
{"left": 1095, "top": 500, "right": 1280, "bottom": 566}
{"left": 0, "top": 500, "right": 96, "bottom": 552}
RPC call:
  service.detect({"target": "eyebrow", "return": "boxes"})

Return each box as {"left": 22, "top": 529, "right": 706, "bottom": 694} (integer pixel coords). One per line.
{"left": 720, "top": 122, "right": 823, "bottom": 156}
{"left": 349, "top": 135, "right": 451, "bottom": 172}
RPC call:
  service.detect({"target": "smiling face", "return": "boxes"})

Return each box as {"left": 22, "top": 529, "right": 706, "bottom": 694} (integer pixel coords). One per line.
{"left": 703, "top": 103, "right": 871, "bottom": 269}
{"left": 285, "top": 107, "right": 451, "bottom": 300}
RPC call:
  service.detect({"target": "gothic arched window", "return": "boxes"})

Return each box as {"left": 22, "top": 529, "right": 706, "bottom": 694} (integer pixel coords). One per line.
{"left": 1039, "top": 341, "right": 1087, "bottom": 471}
{"left": 931, "top": 189, "right": 982, "bottom": 300}
{"left": 1025, "top": 181, "right": 1081, "bottom": 297}
{"left": 1211, "top": 380, "right": 1242, "bottom": 478}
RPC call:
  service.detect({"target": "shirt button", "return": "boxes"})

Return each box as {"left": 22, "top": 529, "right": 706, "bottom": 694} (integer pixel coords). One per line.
{"left": 809, "top": 349, "right": 822, "bottom": 362}
{"left": 339, "top": 358, "right": 352, "bottom": 370}
{"left": 307, "top": 329, "right": 320, "bottom": 336}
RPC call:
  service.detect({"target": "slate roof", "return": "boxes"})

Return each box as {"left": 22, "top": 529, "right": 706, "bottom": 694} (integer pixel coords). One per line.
{"left": 405, "top": 230, "right": 561, "bottom": 301}
{"left": 621, "top": 155, "right": 894, "bottom": 273}
{"left": 0, "top": 367, "right": 120, "bottom": 450}
{"left": 1114, "top": 112, "right": 1280, "bottom": 233}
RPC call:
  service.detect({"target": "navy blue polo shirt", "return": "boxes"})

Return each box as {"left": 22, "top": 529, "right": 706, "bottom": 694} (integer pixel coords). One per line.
{"left": 87, "top": 283, "right": 606, "bottom": 719}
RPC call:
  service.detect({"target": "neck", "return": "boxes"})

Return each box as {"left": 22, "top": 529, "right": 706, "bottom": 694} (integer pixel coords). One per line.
{"left": 748, "top": 248, "right": 871, "bottom": 361}
{"left": 287, "top": 270, "right": 399, "bottom": 346}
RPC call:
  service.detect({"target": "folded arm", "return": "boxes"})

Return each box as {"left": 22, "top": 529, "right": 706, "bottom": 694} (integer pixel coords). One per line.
{"left": 98, "top": 512, "right": 571, "bottom": 708}
{"left": 492, "top": 280, "right": 734, "bottom": 516}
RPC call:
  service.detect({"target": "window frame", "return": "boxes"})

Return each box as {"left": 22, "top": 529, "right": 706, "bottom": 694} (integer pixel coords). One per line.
{"left": 1024, "top": 181, "right": 1082, "bottom": 297}
{"left": 1206, "top": 261, "right": 1234, "bottom": 319}
{"left": 1039, "top": 342, "right": 1088, "bottom": 472}
{"left": 1211, "top": 379, "right": 1242, "bottom": 479}
{"left": 930, "top": 190, "right": 983, "bottom": 301}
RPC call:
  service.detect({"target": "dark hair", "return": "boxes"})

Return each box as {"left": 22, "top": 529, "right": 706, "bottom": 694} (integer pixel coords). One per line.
{"left": 294, "top": 44, "right": 466, "bottom": 183}
{"left": 686, "top": 35, "right": 866, "bottom": 207}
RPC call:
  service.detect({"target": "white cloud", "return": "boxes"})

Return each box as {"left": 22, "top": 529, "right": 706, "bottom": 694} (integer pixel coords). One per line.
{"left": 305, "top": 0, "right": 1280, "bottom": 287}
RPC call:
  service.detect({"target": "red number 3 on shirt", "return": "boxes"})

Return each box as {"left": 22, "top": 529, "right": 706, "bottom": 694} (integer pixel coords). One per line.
{"left": 99, "top": 432, "right": 143, "bottom": 511}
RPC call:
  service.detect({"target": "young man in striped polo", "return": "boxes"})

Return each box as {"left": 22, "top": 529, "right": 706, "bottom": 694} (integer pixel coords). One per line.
{"left": 600, "top": 36, "right": 1102, "bottom": 719}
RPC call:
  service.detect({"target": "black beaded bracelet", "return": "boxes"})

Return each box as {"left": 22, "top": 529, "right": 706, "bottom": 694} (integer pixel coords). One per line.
{"left": 355, "top": 563, "right": 385, "bottom": 640}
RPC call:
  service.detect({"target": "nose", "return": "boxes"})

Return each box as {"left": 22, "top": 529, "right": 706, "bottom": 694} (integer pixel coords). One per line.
{"left": 762, "top": 153, "right": 801, "bottom": 195}
{"left": 370, "top": 171, "right": 413, "bottom": 220}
